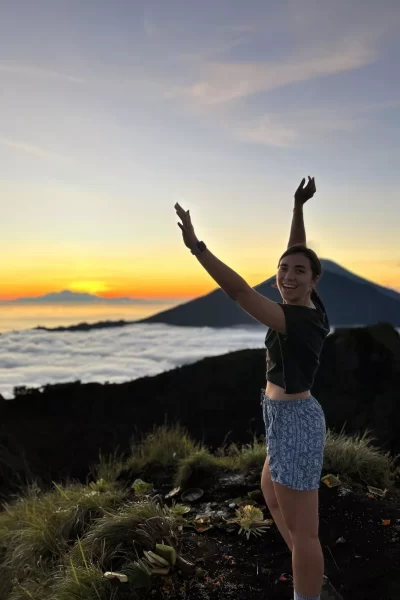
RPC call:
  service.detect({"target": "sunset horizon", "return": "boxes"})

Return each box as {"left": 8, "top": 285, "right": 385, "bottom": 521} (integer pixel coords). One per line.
{"left": 1, "top": 254, "right": 399, "bottom": 303}
{"left": 1, "top": 0, "right": 399, "bottom": 308}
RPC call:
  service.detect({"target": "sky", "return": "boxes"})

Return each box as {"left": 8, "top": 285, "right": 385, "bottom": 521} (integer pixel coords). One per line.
{"left": 1, "top": 0, "right": 400, "bottom": 301}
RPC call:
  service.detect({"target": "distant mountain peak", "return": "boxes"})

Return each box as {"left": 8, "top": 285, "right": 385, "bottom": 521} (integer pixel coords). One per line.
{"left": 0, "top": 290, "right": 151, "bottom": 305}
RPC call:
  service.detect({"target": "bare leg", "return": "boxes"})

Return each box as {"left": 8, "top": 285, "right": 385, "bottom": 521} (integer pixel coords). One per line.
{"left": 274, "top": 481, "right": 324, "bottom": 597}
{"left": 261, "top": 456, "right": 293, "bottom": 552}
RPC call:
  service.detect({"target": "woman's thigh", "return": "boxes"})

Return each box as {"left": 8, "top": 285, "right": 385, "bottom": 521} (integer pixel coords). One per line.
{"left": 273, "top": 481, "right": 319, "bottom": 538}
{"left": 261, "top": 455, "right": 280, "bottom": 509}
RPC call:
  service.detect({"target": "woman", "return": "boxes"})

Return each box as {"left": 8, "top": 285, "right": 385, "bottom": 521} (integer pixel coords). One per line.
{"left": 174, "top": 177, "right": 342, "bottom": 600}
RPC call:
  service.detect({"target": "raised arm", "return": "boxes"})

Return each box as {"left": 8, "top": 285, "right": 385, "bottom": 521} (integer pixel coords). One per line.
{"left": 287, "top": 176, "right": 316, "bottom": 249}
{"left": 174, "top": 202, "right": 287, "bottom": 333}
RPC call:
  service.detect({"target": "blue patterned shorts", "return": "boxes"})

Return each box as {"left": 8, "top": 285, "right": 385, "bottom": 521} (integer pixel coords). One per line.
{"left": 260, "top": 388, "right": 326, "bottom": 491}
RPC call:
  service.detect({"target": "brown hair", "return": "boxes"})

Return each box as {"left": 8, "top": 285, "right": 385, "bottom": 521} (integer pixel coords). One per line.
{"left": 272, "top": 244, "right": 322, "bottom": 295}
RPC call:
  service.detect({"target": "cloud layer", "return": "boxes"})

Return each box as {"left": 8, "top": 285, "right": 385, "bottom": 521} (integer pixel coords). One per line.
{"left": 0, "top": 323, "right": 266, "bottom": 399}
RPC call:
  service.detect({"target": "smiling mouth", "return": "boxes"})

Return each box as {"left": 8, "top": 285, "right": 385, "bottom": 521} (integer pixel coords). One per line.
{"left": 282, "top": 284, "right": 297, "bottom": 290}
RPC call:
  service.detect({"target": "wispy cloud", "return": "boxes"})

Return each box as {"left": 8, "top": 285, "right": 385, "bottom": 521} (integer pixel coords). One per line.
{"left": 176, "top": 35, "right": 248, "bottom": 65}
{"left": 227, "top": 107, "right": 365, "bottom": 147}
{"left": 163, "top": 30, "right": 382, "bottom": 148}
{"left": 0, "top": 137, "right": 68, "bottom": 162}
{"left": 229, "top": 117, "right": 298, "bottom": 148}
{"left": 176, "top": 36, "right": 377, "bottom": 106}
{"left": 0, "top": 62, "right": 83, "bottom": 84}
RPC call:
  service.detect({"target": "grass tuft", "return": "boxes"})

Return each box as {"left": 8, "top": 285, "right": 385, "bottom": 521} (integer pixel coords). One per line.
{"left": 174, "top": 448, "right": 235, "bottom": 488}
{"left": 52, "top": 561, "right": 111, "bottom": 600}
{"left": 0, "top": 480, "right": 127, "bottom": 583}
{"left": 125, "top": 423, "right": 204, "bottom": 476}
{"left": 324, "top": 428, "right": 396, "bottom": 488}
{"left": 73, "top": 498, "right": 178, "bottom": 570}
{"left": 223, "top": 435, "right": 267, "bottom": 473}
{"left": 90, "top": 449, "right": 126, "bottom": 483}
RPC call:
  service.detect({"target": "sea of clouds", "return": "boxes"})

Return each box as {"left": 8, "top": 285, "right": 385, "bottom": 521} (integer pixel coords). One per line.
{"left": 0, "top": 323, "right": 268, "bottom": 400}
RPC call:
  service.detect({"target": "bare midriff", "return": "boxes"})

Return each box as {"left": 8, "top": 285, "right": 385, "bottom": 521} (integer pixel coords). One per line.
{"left": 265, "top": 380, "right": 311, "bottom": 401}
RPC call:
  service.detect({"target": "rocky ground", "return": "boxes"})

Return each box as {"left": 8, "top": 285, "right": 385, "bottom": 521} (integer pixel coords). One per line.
{"left": 145, "top": 472, "right": 400, "bottom": 600}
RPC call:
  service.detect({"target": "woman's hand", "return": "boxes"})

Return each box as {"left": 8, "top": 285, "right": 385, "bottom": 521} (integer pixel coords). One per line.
{"left": 175, "top": 202, "right": 199, "bottom": 250}
{"left": 294, "top": 176, "right": 316, "bottom": 206}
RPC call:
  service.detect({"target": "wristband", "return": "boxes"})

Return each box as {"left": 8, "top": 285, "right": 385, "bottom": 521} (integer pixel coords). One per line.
{"left": 190, "top": 241, "right": 207, "bottom": 255}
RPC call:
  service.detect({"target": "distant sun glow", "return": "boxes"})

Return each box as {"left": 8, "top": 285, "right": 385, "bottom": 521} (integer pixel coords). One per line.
{"left": 68, "top": 281, "right": 111, "bottom": 295}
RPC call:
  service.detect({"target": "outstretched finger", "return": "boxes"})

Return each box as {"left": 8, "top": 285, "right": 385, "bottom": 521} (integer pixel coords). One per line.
{"left": 312, "top": 177, "right": 316, "bottom": 192}
{"left": 296, "top": 178, "right": 306, "bottom": 192}
{"left": 175, "top": 205, "right": 188, "bottom": 221}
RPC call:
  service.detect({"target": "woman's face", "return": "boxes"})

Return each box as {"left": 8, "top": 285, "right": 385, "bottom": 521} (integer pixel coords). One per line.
{"left": 276, "top": 253, "right": 316, "bottom": 304}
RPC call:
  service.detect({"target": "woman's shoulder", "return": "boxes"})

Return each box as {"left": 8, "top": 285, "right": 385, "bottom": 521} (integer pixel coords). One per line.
{"left": 278, "top": 295, "right": 330, "bottom": 337}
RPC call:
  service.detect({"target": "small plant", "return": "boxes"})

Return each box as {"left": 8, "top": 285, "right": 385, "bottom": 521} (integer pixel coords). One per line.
{"left": 167, "top": 502, "right": 191, "bottom": 518}
{"left": 154, "top": 542, "right": 177, "bottom": 566}
{"left": 227, "top": 504, "right": 272, "bottom": 540}
{"left": 119, "top": 561, "right": 153, "bottom": 589}
{"left": 132, "top": 479, "right": 153, "bottom": 496}
{"left": 142, "top": 549, "right": 170, "bottom": 575}
{"left": 111, "top": 543, "right": 176, "bottom": 590}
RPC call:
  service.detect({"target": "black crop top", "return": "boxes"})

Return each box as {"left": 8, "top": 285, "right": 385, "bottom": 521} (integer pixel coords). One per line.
{"left": 265, "top": 289, "right": 330, "bottom": 394}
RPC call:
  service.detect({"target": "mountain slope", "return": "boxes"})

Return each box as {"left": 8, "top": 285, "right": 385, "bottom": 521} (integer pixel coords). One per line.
{"left": 320, "top": 260, "right": 400, "bottom": 302}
